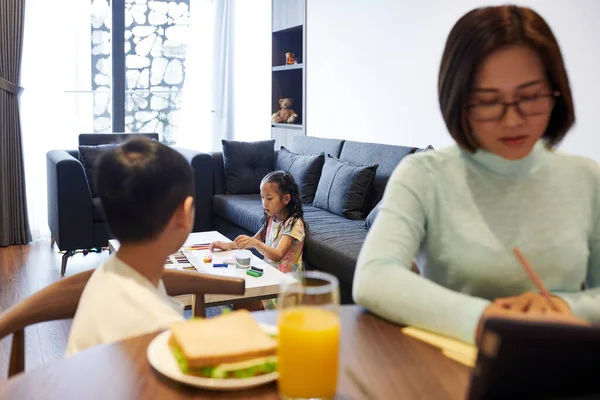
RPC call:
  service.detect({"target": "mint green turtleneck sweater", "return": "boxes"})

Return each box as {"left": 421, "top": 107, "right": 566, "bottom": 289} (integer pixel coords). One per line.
{"left": 353, "top": 142, "right": 600, "bottom": 344}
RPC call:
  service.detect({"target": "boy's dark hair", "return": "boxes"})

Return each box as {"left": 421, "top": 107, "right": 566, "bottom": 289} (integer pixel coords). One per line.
{"left": 95, "top": 137, "right": 195, "bottom": 244}
{"left": 259, "top": 171, "right": 308, "bottom": 241}
{"left": 438, "top": 5, "right": 575, "bottom": 152}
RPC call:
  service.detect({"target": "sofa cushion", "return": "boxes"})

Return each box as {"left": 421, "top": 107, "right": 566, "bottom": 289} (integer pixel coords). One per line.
{"left": 290, "top": 136, "right": 344, "bottom": 158}
{"left": 364, "top": 200, "right": 381, "bottom": 230}
{"left": 79, "top": 144, "right": 117, "bottom": 197}
{"left": 275, "top": 147, "right": 325, "bottom": 204}
{"left": 302, "top": 206, "right": 367, "bottom": 285}
{"left": 212, "top": 194, "right": 264, "bottom": 234}
{"left": 313, "top": 155, "right": 378, "bottom": 220}
{"left": 339, "top": 140, "right": 416, "bottom": 211}
{"left": 222, "top": 140, "right": 275, "bottom": 195}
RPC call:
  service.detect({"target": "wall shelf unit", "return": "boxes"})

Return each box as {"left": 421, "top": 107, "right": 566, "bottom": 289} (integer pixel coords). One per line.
{"left": 271, "top": 0, "right": 306, "bottom": 149}
{"left": 273, "top": 63, "right": 304, "bottom": 72}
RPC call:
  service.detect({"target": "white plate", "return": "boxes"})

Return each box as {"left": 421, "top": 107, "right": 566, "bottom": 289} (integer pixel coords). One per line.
{"left": 147, "top": 323, "right": 279, "bottom": 391}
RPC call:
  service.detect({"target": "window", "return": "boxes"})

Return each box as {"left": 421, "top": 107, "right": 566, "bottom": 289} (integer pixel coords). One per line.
{"left": 90, "top": 0, "right": 191, "bottom": 142}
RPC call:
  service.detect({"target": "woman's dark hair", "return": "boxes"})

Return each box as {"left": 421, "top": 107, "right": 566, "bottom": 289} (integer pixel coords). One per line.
{"left": 95, "top": 137, "right": 195, "bottom": 244}
{"left": 438, "top": 5, "right": 575, "bottom": 152}
{"left": 259, "top": 171, "right": 307, "bottom": 241}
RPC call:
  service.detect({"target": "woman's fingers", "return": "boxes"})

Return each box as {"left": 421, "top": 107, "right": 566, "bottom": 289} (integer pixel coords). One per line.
{"left": 494, "top": 296, "right": 517, "bottom": 308}
{"left": 539, "top": 312, "right": 589, "bottom": 326}
{"left": 507, "top": 292, "right": 534, "bottom": 312}
{"left": 549, "top": 297, "right": 571, "bottom": 314}
{"left": 526, "top": 298, "right": 545, "bottom": 314}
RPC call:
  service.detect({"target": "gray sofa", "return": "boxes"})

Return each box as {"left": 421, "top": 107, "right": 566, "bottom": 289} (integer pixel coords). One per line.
{"left": 194, "top": 136, "right": 426, "bottom": 303}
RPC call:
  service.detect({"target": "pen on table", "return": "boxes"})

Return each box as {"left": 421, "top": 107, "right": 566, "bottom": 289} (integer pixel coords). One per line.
{"left": 512, "top": 247, "right": 559, "bottom": 311}
{"left": 183, "top": 245, "right": 210, "bottom": 250}
{"left": 212, "top": 263, "right": 228, "bottom": 268}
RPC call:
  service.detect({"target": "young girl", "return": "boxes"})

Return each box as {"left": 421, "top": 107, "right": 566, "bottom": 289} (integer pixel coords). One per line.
{"left": 210, "top": 171, "right": 307, "bottom": 309}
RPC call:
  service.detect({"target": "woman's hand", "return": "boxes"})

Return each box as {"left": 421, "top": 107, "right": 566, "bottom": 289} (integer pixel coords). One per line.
{"left": 234, "top": 235, "right": 260, "bottom": 250}
{"left": 475, "top": 293, "right": 588, "bottom": 343}
{"left": 209, "top": 240, "right": 233, "bottom": 252}
{"left": 494, "top": 291, "right": 570, "bottom": 314}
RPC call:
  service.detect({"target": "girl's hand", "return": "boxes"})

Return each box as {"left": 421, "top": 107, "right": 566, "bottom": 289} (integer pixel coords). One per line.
{"left": 209, "top": 241, "right": 231, "bottom": 252}
{"left": 234, "top": 235, "right": 260, "bottom": 250}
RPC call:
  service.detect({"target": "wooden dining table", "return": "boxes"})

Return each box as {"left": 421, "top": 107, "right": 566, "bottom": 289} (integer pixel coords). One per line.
{"left": 0, "top": 305, "right": 473, "bottom": 399}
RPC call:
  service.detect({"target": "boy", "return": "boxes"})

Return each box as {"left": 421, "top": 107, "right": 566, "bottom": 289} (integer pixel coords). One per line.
{"left": 66, "top": 137, "right": 195, "bottom": 355}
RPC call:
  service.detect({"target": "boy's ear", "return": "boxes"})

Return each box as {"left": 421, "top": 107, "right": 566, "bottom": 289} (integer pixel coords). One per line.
{"left": 283, "top": 193, "right": 291, "bottom": 205}
{"left": 177, "top": 196, "right": 195, "bottom": 229}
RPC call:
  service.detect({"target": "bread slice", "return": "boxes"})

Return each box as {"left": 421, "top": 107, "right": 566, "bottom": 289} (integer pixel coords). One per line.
{"left": 169, "top": 310, "right": 277, "bottom": 368}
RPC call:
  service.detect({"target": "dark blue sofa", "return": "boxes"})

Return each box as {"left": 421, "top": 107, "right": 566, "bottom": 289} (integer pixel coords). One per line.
{"left": 46, "top": 133, "right": 212, "bottom": 275}
{"left": 195, "top": 136, "right": 425, "bottom": 304}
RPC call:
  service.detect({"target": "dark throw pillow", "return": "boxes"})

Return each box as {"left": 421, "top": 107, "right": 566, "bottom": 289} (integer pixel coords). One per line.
{"left": 222, "top": 140, "right": 275, "bottom": 194}
{"left": 275, "top": 147, "right": 325, "bottom": 204}
{"left": 313, "top": 155, "right": 378, "bottom": 220}
{"left": 79, "top": 144, "right": 117, "bottom": 197}
{"left": 364, "top": 200, "right": 381, "bottom": 230}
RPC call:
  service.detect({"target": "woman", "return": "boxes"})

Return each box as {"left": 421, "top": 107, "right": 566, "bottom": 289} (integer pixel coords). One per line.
{"left": 353, "top": 5, "right": 599, "bottom": 344}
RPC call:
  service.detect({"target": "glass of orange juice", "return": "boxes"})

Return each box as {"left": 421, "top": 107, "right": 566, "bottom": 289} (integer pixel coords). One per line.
{"left": 277, "top": 271, "right": 340, "bottom": 400}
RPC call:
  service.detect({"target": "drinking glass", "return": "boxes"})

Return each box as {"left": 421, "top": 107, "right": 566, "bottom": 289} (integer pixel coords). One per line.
{"left": 277, "top": 271, "right": 341, "bottom": 400}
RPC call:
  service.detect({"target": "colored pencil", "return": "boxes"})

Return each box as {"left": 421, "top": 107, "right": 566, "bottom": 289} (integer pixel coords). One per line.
{"left": 512, "top": 248, "right": 559, "bottom": 312}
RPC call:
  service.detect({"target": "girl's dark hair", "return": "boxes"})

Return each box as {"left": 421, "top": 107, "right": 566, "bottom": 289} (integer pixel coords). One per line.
{"left": 438, "top": 5, "right": 575, "bottom": 152}
{"left": 259, "top": 171, "right": 307, "bottom": 241}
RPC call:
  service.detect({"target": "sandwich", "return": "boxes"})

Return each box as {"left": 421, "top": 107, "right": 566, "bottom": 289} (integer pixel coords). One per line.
{"left": 169, "top": 309, "right": 278, "bottom": 379}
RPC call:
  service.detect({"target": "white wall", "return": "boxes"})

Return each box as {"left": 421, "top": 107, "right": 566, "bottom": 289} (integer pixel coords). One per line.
{"left": 307, "top": 0, "right": 600, "bottom": 160}
{"left": 233, "top": 0, "right": 272, "bottom": 142}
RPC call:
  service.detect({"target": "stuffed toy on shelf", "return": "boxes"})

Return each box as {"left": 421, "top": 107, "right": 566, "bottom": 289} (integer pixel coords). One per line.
{"left": 271, "top": 98, "right": 299, "bottom": 124}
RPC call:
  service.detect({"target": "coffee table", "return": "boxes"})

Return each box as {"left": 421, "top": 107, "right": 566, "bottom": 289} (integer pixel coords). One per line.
{"left": 108, "top": 231, "right": 297, "bottom": 312}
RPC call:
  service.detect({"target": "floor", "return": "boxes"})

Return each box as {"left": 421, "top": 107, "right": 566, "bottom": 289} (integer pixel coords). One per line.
{"left": 0, "top": 239, "right": 111, "bottom": 378}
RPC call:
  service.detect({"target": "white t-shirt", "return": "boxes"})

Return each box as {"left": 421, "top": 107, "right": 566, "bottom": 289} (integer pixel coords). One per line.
{"left": 66, "top": 255, "right": 184, "bottom": 356}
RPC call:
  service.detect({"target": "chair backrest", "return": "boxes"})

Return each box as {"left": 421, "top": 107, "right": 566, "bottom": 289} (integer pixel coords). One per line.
{"left": 0, "top": 269, "right": 245, "bottom": 378}
{"left": 78, "top": 133, "right": 159, "bottom": 146}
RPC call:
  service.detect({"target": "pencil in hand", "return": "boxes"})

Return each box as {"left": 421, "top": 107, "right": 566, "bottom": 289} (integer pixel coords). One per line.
{"left": 512, "top": 248, "right": 559, "bottom": 312}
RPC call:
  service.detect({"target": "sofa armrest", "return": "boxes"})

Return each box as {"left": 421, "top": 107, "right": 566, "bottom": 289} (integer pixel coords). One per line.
{"left": 46, "top": 150, "right": 94, "bottom": 250}
{"left": 209, "top": 152, "right": 226, "bottom": 195}
{"left": 173, "top": 147, "right": 213, "bottom": 232}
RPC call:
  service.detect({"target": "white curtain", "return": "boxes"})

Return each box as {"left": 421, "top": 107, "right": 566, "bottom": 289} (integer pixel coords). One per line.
{"left": 176, "top": 0, "right": 216, "bottom": 151}
{"left": 21, "top": 0, "right": 96, "bottom": 240}
{"left": 231, "top": 0, "right": 271, "bottom": 142}
{"left": 178, "top": 0, "right": 272, "bottom": 150}
{"left": 211, "top": 0, "right": 236, "bottom": 149}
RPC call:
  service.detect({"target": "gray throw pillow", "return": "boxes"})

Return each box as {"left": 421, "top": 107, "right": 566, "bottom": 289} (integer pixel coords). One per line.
{"left": 79, "top": 144, "right": 117, "bottom": 197}
{"left": 313, "top": 155, "right": 378, "bottom": 220}
{"left": 222, "top": 140, "right": 275, "bottom": 194}
{"left": 364, "top": 200, "right": 381, "bottom": 230}
{"left": 275, "top": 147, "right": 325, "bottom": 204}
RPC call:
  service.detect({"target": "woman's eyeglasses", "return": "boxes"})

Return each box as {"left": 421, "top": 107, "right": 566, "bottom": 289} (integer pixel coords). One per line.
{"left": 468, "top": 91, "right": 560, "bottom": 122}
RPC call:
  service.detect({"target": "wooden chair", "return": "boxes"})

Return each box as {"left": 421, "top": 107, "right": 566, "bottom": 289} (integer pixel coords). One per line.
{"left": 0, "top": 269, "right": 245, "bottom": 378}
